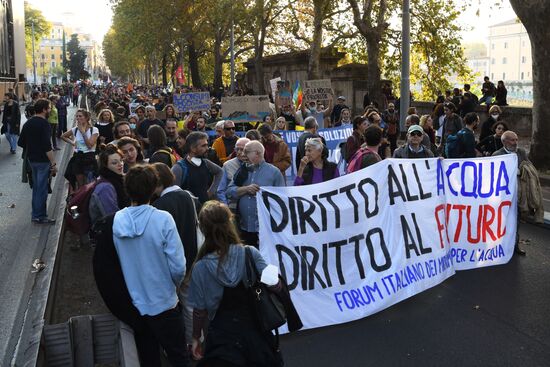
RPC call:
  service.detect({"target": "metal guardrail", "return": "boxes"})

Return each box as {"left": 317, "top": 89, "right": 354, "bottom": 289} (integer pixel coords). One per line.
{"left": 42, "top": 314, "right": 140, "bottom": 367}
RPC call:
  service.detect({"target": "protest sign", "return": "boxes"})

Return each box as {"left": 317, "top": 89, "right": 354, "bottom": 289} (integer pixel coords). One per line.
{"left": 276, "top": 125, "right": 352, "bottom": 178}
{"left": 221, "top": 95, "right": 271, "bottom": 122}
{"left": 303, "top": 79, "right": 333, "bottom": 106}
{"left": 129, "top": 102, "right": 140, "bottom": 114}
{"left": 270, "top": 77, "right": 281, "bottom": 102}
{"left": 276, "top": 79, "right": 293, "bottom": 107}
{"left": 258, "top": 155, "right": 517, "bottom": 332}
{"left": 173, "top": 92, "right": 210, "bottom": 112}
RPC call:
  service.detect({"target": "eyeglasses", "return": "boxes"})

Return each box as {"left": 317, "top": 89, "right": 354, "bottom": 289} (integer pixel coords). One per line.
{"left": 410, "top": 131, "right": 423, "bottom": 137}
{"left": 224, "top": 127, "right": 235, "bottom": 131}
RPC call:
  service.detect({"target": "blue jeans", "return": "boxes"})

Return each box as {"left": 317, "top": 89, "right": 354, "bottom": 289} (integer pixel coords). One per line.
{"left": 479, "top": 95, "right": 493, "bottom": 105}
{"left": 29, "top": 161, "right": 50, "bottom": 220}
{"left": 6, "top": 124, "right": 18, "bottom": 151}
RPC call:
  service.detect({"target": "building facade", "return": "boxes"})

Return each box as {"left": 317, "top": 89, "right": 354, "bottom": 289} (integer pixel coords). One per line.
{"left": 0, "top": 0, "right": 26, "bottom": 97}
{"left": 488, "top": 19, "right": 533, "bottom": 102}
{"left": 27, "top": 22, "right": 106, "bottom": 84}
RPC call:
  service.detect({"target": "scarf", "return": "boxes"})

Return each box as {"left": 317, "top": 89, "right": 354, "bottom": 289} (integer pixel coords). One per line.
{"left": 98, "top": 167, "right": 129, "bottom": 209}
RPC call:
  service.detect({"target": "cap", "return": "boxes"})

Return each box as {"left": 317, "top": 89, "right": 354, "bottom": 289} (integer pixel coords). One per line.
{"left": 337, "top": 96, "right": 346, "bottom": 101}
{"left": 407, "top": 125, "right": 424, "bottom": 135}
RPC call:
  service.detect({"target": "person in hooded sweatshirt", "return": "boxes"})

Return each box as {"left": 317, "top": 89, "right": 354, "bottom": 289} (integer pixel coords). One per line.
{"left": 188, "top": 201, "right": 282, "bottom": 366}
{"left": 112, "top": 164, "right": 190, "bottom": 367}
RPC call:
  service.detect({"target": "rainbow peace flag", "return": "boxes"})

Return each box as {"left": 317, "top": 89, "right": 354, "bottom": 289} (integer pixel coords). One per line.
{"left": 293, "top": 81, "right": 303, "bottom": 110}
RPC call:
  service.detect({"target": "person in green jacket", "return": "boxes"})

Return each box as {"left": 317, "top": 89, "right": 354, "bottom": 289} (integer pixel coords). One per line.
{"left": 48, "top": 95, "right": 60, "bottom": 150}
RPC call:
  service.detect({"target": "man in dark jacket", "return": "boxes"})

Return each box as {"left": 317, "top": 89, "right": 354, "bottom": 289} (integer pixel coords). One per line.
{"left": 2, "top": 92, "right": 21, "bottom": 154}
{"left": 17, "top": 99, "right": 57, "bottom": 224}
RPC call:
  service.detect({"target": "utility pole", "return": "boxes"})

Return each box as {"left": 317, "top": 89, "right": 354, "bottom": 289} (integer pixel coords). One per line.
{"left": 230, "top": 19, "right": 235, "bottom": 94}
{"left": 31, "top": 21, "right": 37, "bottom": 85}
{"left": 399, "top": 0, "right": 410, "bottom": 131}
{"left": 62, "top": 30, "right": 67, "bottom": 82}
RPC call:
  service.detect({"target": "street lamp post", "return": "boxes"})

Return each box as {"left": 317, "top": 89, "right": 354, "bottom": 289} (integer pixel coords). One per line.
{"left": 399, "top": 0, "right": 410, "bottom": 131}
{"left": 31, "top": 21, "right": 37, "bottom": 85}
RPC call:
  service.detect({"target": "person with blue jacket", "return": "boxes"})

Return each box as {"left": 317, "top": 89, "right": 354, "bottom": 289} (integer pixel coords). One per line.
{"left": 112, "top": 164, "right": 190, "bottom": 367}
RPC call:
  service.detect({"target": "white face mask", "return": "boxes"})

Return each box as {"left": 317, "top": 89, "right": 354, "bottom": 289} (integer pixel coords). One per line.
{"left": 491, "top": 114, "right": 499, "bottom": 120}
{"left": 190, "top": 157, "right": 202, "bottom": 166}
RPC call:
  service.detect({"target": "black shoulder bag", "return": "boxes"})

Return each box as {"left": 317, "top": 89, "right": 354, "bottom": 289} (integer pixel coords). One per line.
{"left": 243, "top": 246, "right": 286, "bottom": 332}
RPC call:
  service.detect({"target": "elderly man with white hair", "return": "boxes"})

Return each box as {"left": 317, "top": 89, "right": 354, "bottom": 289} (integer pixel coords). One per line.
{"left": 226, "top": 140, "right": 285, "bottom": 247}
{"left": 493, "top": 130, "right": 529, "bottom": 256}
{"left": 217, "top": 137, "right": 250, "bottom": 209}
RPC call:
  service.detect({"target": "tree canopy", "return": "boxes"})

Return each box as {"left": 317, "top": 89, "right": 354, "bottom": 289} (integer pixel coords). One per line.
{"left": 65, "top": 34, "right": 90, "bottom": 81}
{"left": 24, "top": 3, "right": 51, "bottom": 70}
{"left": 103, "top": 0, "right": 473, "bottom": 99}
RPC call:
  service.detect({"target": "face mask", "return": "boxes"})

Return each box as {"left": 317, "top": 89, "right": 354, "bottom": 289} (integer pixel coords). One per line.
{"left": 491, "top": 114, "right": 499, "bottom": 120}
{"left": 129, "top": 123, "right": 136, "bottom": 130}
{"left": 190, "top": 157, "right": 202, "bottom": 166}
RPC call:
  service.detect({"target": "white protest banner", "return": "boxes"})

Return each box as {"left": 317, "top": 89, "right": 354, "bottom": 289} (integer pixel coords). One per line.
{"left": 221, "top": 95, "right": 271, "bottom": 122}
{"left": 173, "top": 92, "right": 210, "bottom": 112}
{"left": 270, "top": 77, "right": 281, "bottom": 103}
{"left": 303, "top": 79, "right": 333, "bottom": 105}
{"left": 258, "top": 155, "right": 517, "bottom": 331}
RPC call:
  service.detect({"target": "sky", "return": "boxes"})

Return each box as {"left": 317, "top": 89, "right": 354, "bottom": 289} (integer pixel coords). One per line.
{"left": 26, "top": 0, "right": 113, "bottom": 42}
{"left": 25, "top": 0, "right": 518, "bottom": 46}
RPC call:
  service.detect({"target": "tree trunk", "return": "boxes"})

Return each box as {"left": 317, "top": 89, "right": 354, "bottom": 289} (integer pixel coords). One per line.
{"left": 162, "top": 54, "right": 167, "bottom": 87}
{"left": 308, "top": 0, "right": 325, "bottom": 79}
{"left": 188, "top": 42, "right": 202, "bottom": 88}
{"left": 509, "top": 0, "right": 550, "bottom": 169}
{"left": 213, "top": 33, "right": 224, "bottom": 90}
{"left": 366, "top": 36, "right": 383, "bottom": 108}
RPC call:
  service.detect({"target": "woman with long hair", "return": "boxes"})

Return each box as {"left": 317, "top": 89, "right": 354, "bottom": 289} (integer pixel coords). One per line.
{"left": 89, "top": 145, "right": 129, "bottom": 226}
{"left": 96, "top": 108, "right": 116, "bottom": 145}
{"left": 61, "top": 109, "right": 99, "bottom": 188}
{"left": 295, "top": 138, "right": 339, "bottom": 185}
{"left": 148, "top": 125, "right": 177, "bottom": 167}
{"left": 163, "top": 104, "right": 179, "bottom": 122}
{"left": 117, "top": 137, "right": 144, "bottom": 173}
{"left": 477, "top": 121, "right": 509, "bottom": 156}
{"left": 188, "top": 201, "right": 283, "bottom": 366}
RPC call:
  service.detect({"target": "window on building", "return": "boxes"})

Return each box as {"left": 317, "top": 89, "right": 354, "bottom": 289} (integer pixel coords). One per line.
{"left": 51, "top": 61, "right": 56, "bottom": 68}
{"left": 41, "top": 54, "right": 45, "bottom": 59}
{"left": 502, "top": 57, "right": 507, "bottom": 64}
{"left": 60, "top": 54, "right": 63, "bottom": 60}
{"left": 50, "top": 46, "right": 53, "bottom": 50}
{"left": 504, "top": 42, "right": 508, "bottom": 49}
{"left": 491, "top": 73, "right": 494, "bottom": 80}
{"left": 502, "top": 73, "right": 506, "bottom": 80}
{"left": 522, "top": 56, "right": 526, "bottom": 63}
{"left": 51, "top": 54, "right": 55, "bottom": 59}
{"left": 521, "top": 72, "right": 524, "bottom": 80}
{"left": 491, "top": 58, "right": 495, "bottom": 65}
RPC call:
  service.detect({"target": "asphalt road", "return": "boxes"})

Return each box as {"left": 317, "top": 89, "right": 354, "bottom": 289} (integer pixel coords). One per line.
{"left": 280, "top": 222, "right": 550, "bottom": 367}
{"left": 0, "top": 108, "right": 74, "bottom": 366}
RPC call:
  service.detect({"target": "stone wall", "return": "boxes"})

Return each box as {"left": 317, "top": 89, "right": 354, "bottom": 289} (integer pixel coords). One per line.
{"left": 411, "top": 101, "right": 533, "bottom": 137}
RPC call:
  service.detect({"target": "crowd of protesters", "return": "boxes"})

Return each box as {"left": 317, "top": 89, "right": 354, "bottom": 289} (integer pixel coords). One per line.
{"left": 1, "top": 75, "right": 535, "bottom": 366}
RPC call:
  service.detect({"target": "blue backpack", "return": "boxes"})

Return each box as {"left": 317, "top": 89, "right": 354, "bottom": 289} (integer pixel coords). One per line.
{"left": 445, "top": 128, "right": 467, "bottom": 158}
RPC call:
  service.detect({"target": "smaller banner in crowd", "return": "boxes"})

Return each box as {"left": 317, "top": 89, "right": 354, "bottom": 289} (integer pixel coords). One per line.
{"left": 303, "top": 79, "right": 333, "bottom": 106}
{"left": 221, "top": 95, "right": 271, "bottom": 122}
{"left": 173, "top": 92, "right": 211, "bottom": 112}
{"left": 258, "top": 155, "right": 518, "bottom": 332}
{"left": 129, "top": 102, "right": 140, "bottom": 114}
{"left": 276, "top": 80, "right": 293, "bottom": 107}
{"left": 277, "top": 125, "right": 353, "bottom": 178}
